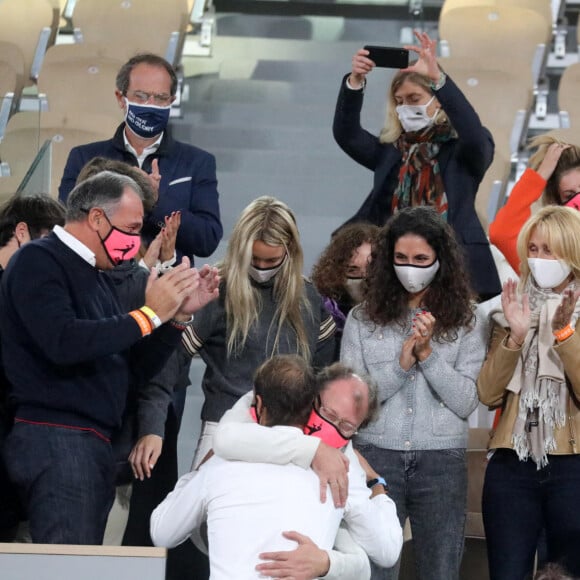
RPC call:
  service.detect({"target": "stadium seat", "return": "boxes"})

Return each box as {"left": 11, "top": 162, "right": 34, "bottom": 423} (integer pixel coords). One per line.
{"left": 0, "top": 0, "right": 58, "bottom": 85}
{"left": 557, "top": 62, "right": 580, "bottom": 130}
{"left": 0, "top": 111, "right": 119, "bottom": 198}
{"left": 38, "top": 44, "right": 125, "bottom": 120}
{"left": 439, "top": 5, "right": 551, "bottom": 74}
{"left": 0, "top": 49, "right": 24, "bottom": 142}
{"left": 440, "top": 0, "right": 553, "bottom": 32}
{"left": 70, "top": 0, "right": 190, "bottom": 67}
{"left": 441, "top": 57, "right": 533, "bottom": 153}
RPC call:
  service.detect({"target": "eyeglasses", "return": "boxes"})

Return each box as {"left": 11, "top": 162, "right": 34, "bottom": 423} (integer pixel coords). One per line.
{"left": 126, "top": 90, "right": 173, "bottom": 106}
{"left": 318, "top": 402, "right": 358, "bottom": 438}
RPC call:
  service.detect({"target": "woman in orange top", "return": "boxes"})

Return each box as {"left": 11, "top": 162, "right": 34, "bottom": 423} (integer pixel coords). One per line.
{"left": 489, "top": 137, "right": 580, "bottom": 273}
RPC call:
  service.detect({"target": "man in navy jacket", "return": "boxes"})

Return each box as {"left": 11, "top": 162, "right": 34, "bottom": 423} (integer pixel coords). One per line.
{"left": 0, "top": 171, "right": 219, "bottom": 544}
{"left": 58, "top": 53, "right": 222, "bottom": 264}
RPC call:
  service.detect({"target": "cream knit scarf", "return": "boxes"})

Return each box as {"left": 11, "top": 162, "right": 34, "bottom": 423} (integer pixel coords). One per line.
{"left": 491, "top": 279, "right": 579, "bottom": 468}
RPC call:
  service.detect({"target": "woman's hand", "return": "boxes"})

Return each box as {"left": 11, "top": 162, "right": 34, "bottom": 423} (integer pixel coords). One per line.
{"left": 141, "top": 230, "right": 162, "bottom": 271}
{"left": 399, "top": 334, "right": 417, "bottom": 371}
{"left": 552, "top": 288, "right": 580, "bottom": 332}
{"left": 160, "top": 210, "right": 181, "bottom": 263}
{"left": 501, "top": 279, "right": 530, "bottom": 346}
{"left": 403, "top": 29, "right": 440, "bottom": 83}
{"left": 129, "top": 434, "right": 163, "bottom": 481}
{"left": 537, "top": 142, "right": 571, "bottom": 181}
{"left": 349, "top": 48, "right": 374, "bottom": 89}
{"left": 412, "top": 310, "right": 435, "bottom": 361}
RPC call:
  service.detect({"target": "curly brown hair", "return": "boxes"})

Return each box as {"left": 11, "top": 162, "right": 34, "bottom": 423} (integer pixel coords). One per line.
{"left": 311, "top": 223, "right": 380, "bottom": 304}
{"left": 361, "top": 207, "right": 475, "bottom": 339}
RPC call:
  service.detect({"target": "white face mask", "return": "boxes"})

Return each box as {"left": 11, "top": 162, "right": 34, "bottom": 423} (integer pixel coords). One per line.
{"left": 396, "top": 95, "right": 437, "bottom": 133}
{"left": 345, "top": 277, "right": 364, "bottom": 303}
{"left": 394, "top": 259, "right": 440, "bottom": 293}
{"left": 248, "top": 256, "right": 286, "bottom": 284}
{"left": 527, "top": 257, "right": 572, "bottom": 289}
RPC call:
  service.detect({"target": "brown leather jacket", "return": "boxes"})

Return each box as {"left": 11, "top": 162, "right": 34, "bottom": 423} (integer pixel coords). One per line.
{"left": 477, "top": 324, "right": 580, "bottom": 454}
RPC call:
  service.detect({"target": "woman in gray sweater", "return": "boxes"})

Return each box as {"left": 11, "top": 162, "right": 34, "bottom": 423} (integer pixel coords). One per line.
{"left": 341, "top": 206, "right": 487, "bottom": 580}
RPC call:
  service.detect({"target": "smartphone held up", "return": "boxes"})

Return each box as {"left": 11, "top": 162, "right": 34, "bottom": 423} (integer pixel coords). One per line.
{"left": 364, "top": 46, "right": 409, "bottom": 69}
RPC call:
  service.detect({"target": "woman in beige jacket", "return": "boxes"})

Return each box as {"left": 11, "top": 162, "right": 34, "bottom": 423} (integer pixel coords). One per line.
{"left": 478, "top": 206, "right": 580, "bottom": 580}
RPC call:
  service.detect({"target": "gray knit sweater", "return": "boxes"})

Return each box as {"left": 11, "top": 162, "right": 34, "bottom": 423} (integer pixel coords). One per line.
{"left": 341, "top": 305, "right": 488, "bottom": 450}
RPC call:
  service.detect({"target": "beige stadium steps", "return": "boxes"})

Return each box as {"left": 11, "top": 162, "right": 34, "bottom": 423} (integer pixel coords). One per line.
{"left": 0, "top": 111, "right": 119, "bottom": 198}
{"left": 439, "top": 5, "right": 551, "bottom": 70}
{"left": 558, "top": 62, "right": 580, "bottom": 130}
{"left": 440, "top": 57, "right": 533, "bottom": 151}
{"left": 0, "top": 0, "right": 58, "bottom": 86}
{"left": 440, "top": 0, "right": 553, "bottom": 30}
{"left": 38, "top": 44, "right": 125, "bottom": 119}
{"left": 476, "top": 144, "right": 512, "bottom": 231}
{"left": 0, "top": 63, "right": 19, "bottom": 137}
{"left": 544, "top": 128, "right": 580, "bottom": 147}
{"left": 0, "top": 42, "right": 26, "bottom": 111}
{"left": 70, "top": 0, "right": 189, "bottom": 67}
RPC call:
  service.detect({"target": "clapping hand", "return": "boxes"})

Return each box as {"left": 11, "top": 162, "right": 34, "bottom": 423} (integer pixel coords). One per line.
{"left": 176, "top": 264, "right": 220, "bottom": 317}
{"left": 143, "top": 158, "right": 161, "bottom": 204}
{"left": 501, "top": 279, "right": 530, "bottom": 346}
{"left": 141, "top": 230, "right": 163, "bottom": 271}
{"left": 552, "top": 288, "right": 580, "bottom": 333}
{"left": 160, "top": 211, "right": 181, "bottom": 263}
{"left": 412, "top": 310, "right": 435, "bottom": 361}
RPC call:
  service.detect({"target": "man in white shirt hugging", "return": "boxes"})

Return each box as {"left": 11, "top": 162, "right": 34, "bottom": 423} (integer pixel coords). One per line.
{"left": 151, "top": 358, "right": 402, "bottom": 579}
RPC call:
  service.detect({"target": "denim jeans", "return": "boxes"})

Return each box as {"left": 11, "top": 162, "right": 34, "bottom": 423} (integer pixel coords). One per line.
{"left": 483, "top": 448, "right": 580, "bottom": 580}
{"left": 356, "top": 444, "right": 467, "bottom": 580}
{"left": 4, "top": 421, "right": 115, "bottom": 544}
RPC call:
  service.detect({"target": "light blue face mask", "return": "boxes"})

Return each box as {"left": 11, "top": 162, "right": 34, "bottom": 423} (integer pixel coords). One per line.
{"left": 124, "top": 98, "right": 171, "bottom": 138}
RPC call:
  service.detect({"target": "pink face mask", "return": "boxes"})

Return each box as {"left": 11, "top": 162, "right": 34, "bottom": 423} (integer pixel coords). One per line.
{"left": 100, "top": 213, "right": 141, "bottom": 266}
{"left": 249, "top": 405, "right": 351, "bottom": 449}
{"left": 564, "top": 193, "right": 580, "bottom": 212}
{"left": 303, "top": 407, "right": 351, "bottom": 449}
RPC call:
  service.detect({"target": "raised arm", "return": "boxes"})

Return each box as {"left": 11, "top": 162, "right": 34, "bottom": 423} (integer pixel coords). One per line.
{"left": 332, "top": 48, "right": 383, "bottom": 171}
{"left": 490, "top": 143, "right": 569, "bottom": 273}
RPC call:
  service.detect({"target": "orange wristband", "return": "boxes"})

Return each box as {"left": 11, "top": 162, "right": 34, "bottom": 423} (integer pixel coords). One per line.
{"left": 129, "top": 309, "right": 153, "bottom": 337}
{"left": 553, "top": 324, "right": 574, "bottom": 343}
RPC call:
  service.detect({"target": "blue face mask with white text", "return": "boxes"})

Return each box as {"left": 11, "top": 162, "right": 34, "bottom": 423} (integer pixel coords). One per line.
{"left": 124, "top": 98, "right": 170, "bottom": 138}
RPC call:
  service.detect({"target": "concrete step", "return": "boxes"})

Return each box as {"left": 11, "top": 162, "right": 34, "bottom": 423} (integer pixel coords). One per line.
{"left": 214, "top": 13, "right": 411, "bottom": 45}
{"left": 215, "top": 165, "right": 370, "bottom": 228}
{"left": 181, "top": 100, "right": 335, "bottom": 129}
{"left": 198, "top": 147, "right": 356, "bottom": 175}
{"left": 187, "top": 74, "right": 391, "bottom": 106}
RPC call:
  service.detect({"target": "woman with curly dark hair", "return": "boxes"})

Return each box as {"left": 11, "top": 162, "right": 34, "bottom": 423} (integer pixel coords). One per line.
{"left": 341, "top": 206, "right": 488, "bottom": 580}
{"left": 312, "top": 223, "right": 379, "bottom": 352}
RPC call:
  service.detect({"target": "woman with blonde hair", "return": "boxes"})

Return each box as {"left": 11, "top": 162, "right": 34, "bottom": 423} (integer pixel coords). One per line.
{"left": 333, "top": 30, "right": 500, "bottom": 301}
{"left": 478, "top": 206, "right": 580, "bottom": 579}
{"left": 490, "top": 135, "right": 580, "bottom": 273}
{"left": 183, "top": 196, "right": 336, "bottom": 468}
